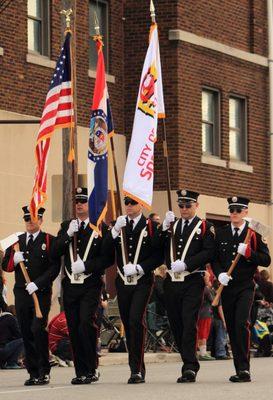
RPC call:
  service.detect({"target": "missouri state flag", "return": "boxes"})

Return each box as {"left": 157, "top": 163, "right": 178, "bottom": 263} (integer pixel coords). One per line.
{"left": 123, "top": 23, "right": 165, "bottom": 209}
{"left": 88, "top": 36, "right": 113, "bottom": 234}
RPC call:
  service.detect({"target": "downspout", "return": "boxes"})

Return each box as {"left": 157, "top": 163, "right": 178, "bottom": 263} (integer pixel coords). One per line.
{"left": 267, "top": 0, "right": 273, "bottom": 279}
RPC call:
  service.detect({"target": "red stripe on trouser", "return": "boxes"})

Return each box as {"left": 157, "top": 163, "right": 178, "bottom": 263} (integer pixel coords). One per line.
{"left": 246, "top": 287, "right": 255, "bottom": 363}
{"left": 95, "top": 287, "right": 103, "bottom": 369}
{"left": 7, "top": 248, "right": 15, "bottom": 272}
{"left": 195, "top": 288, "right": 205, "bottom": 350}
{"left": 138, "top": 282, "right": 154, "bottom": 373}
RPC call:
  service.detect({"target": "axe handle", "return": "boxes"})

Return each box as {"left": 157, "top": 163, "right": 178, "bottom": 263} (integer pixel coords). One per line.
{"left": 14, "top": 243, "right": 43, "bottom": 319}
{"left": 212, "top": 229, "right": 252, "bottom": 307}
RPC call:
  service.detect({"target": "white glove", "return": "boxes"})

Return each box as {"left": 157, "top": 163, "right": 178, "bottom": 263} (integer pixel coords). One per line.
{"left": 171, "top": 259, "right": 187, "bottom": 273}
{"left": 26, "top": 282, "right": 38, "bottom": 295}
{"left": 218, "top": 272, "right": 232, "bottom": 286}
{"left": 123, "top": 263, "right": 144, "bottom": 277}
{"left": 71, "top": 256, "right": 85, "bottom": 274}
{"left": 162, "top": 211, "right": 175, "bottom": 231}
{"left": 67, "top": 219, "right": 79, "bottom": 237}
{"left": 13, "top": 251, "right": 25, "bottom": 266}
{"left": 237, "top": 243, "right": 248, "bottom": 256}
{"left": 113, "top": 216, "right": 127, "bottom": 234}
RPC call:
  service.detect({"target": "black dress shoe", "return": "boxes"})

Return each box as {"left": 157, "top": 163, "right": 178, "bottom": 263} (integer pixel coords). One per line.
{"left": 127, "top": 373, "right": 145, "bottom": 384}
{"left": 71, "top": 376, "right": 92, "bottom": 385}
{"left": 229, "top": 370, "right": 251, "bottom": 383}
{"left": 37, "top": 374, "right": 50, "bottom": 385}
{"left": 24, "top": 377, "right": 39, "bottom": 386}
{"left": 177, "top": 370, "right": 196, "bottom": 383}
{"left": 88, "top": 370, "right": 100, "bottom": 382}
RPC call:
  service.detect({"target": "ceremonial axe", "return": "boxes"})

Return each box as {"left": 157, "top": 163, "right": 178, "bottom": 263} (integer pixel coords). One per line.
{"left": 212, "top": 218, "right": 270, "bottom": 307}
{"left": 0, "top": 233, "right": 43, "bottom": 319}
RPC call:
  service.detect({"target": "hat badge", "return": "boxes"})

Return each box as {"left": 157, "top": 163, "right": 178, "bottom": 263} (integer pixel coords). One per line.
{"left": 77, "top": 188, "right": 82, "bottom": 194}
{"left": 181, "top": 189, "right": 187, "bottom": 196}
{"left": 232, "top": 196, "right": 238, "bottom": 202}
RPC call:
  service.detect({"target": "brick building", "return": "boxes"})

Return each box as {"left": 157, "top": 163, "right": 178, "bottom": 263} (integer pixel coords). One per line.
{"left": 0, "top": 1, "right": 272, "bottom": 306}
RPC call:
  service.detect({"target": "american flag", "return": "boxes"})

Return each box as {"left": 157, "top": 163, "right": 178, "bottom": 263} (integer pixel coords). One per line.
{"left": 30, "top": 32, "right": 74, "bottom": 220}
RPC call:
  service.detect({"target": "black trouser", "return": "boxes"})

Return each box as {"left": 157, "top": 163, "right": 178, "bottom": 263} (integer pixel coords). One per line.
{"left": 63, "top": 279, "right": 102, "bottom": 377}
{"left": 14, "top": 288, "right": 51, "bottom": 378}
{"left": 164, "top": 275, "right": 205, "bottom": 374}
{"left": 54, "top": 338, "right": 73, "bottom": 361}
{"left": 116, "top": 276, "right": 153, "bottom": 377}
{"left": 222, "top": 282, "right": 254, "bottom": 373}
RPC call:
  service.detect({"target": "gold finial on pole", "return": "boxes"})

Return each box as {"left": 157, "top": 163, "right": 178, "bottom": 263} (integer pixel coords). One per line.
{"left": 94, "top": 11, "right": 100, "bottom": 36}
{"left": 60, "top": 8, "right": 73, "bottom": 29}
{"left": 150, "top": 0, "right": 156, "bottom": 23}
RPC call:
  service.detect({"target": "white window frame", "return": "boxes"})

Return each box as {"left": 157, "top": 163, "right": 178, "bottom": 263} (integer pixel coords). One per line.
{"left": 202, "top": 87, "right": 221, "bottom": 157}
{"left": 89, "top": 0, "right": 109, "bottom": 72}
{"left": 229, "top": 95, "right": 248, "bottom": 163}
{"left": 27, "top": 0, "right": 50, "bottom": 57}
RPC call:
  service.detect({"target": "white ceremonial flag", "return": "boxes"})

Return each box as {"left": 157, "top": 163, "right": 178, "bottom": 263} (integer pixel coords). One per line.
{"left": 123, "top": 23, "right": 165, "bottom": 209}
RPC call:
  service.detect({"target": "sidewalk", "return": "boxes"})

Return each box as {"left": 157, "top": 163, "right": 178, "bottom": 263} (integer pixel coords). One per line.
{"left": 99, "top": 351, "right": 180, "bottom": 366}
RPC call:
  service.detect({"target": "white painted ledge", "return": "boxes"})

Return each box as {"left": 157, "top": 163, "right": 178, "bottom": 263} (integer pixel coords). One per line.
{"left": 169, "top": 29, "right": 268, "bottom": 67}
{"left": 26, "top": 53, "right": 56, "bottom": 69}
{"left": 0, "top": 47, "right": 3, "bottom": 56}
{"left": 88, "top": 69, "right": 115, "bottom": 84}
{"left": 201, "top": 155, "right": 227, "bottom": 168}
{"left": 228, "top": 160, "right": 253, "bottom": 173}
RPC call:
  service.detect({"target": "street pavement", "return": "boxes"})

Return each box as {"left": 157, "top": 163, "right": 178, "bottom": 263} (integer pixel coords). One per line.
{"left": 0, "top": 356, "right": 272, "bottom": 400}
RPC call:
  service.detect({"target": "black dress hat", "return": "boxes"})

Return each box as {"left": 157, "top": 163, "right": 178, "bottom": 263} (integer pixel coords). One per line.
{"left": 176, "top": 189, "right": 199, "bottom": 203}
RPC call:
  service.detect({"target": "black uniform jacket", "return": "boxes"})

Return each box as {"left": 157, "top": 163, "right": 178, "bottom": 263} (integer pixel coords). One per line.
{"left": 153, "top": 216, "right": 215, "bottom": 272}
{"left": 2, "top": 232, "right": 59, "bottom": 291}
{"left": 212, "top": 222, "right": 271, "bottom": 284}
{"left": 103, "top": 215, "right": 164, "bottom": 283}
{"left": 50, "top": 220, "right": 114, "bottom": 286}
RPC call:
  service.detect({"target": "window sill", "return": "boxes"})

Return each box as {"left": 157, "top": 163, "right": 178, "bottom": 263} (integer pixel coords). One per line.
{"left": 228, "top": 160, "right": 253, "bottom": 173}
{"left": 88, "top": 69, "right": 115, "bottom": 84}
{"left": 201, "top": 155, "right": 227, "bottom": 168}
{"left": 0, "top": 46, "right": 3, "bottom": 56}
{"left": 26, "top": 53, "right": 56, "bottom": 69}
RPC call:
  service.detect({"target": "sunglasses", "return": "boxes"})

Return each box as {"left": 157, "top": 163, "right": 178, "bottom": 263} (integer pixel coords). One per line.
{"left": 76, "top": 199, "right": 88, "bottom": 204}
{"left": 229, "top": 207, "right": 244, "bottom": 214}
{"left": 178, "top": 203, "right": 193, "bottom": 209}
{"left": 23, "top": 216, "right": 42, "bottom": 222}
{"left": 124, "top": 199, "right": 138, "bottom": 206}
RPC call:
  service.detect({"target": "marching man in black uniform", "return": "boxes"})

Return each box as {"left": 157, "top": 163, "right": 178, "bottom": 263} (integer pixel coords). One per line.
{"left": 2, "top": 206, "right": 59, "bottom": 386}
{"left": 50, "top": 187, "right": 114, "bottom": 385}
{"left": 103, "top": 196, "right": 163, "bottom": 384}
{"left": 154, "top": 190, "right": 215, "bottom": 383}
{"left": 212, "top": 196, "right": 271, "bottom": 383}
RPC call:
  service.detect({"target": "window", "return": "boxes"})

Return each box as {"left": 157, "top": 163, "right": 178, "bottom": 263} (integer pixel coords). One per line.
{"left": 27, "top": 0, "right": 50, "bottom": 56}
{"left": 229, "top": 96, "right": 247, "bottom": 161}
{"left": 89, "top": 0, "right": 109, "bottom": 71}
{"left": 202, "top": 89, "right": 220, "bottom": 156}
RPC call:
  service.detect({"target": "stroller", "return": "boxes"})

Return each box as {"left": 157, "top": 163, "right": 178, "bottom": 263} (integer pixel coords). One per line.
{"left": 145, "top": 303, "right": 178, "bottom": 353}
{"left": 100, "top": 314, "right": 127, "bottom": 352}
{"left": 100, "top": 296, "right": 127, "bottom": 352}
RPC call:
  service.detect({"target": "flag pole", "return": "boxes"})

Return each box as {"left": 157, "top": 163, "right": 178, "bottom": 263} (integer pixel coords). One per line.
{"left": 93, "top": 14, "right": 122, "bottom": 216}
{"left": 150, "top": 0, "right": 176, "bottom": 254}
{"left": 61, "top": 7, "right": 78, "bottom": 262}
{"left": 93, "top": 13, "right": 128, "bottom": 262}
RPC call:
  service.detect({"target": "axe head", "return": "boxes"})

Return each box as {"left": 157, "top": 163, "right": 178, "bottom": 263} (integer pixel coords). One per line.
{"left": 244, "top": 217, "right": 270, "bottom": 238}
{"left": 0, "top": 232, "right": 24, "bottom": 252}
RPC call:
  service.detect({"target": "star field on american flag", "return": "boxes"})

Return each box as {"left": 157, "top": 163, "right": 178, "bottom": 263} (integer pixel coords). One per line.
{"left": 50, "top": 42, "right": 70, "bottom": 89}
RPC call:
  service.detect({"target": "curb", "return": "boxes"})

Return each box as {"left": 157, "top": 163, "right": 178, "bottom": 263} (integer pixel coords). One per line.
{"left": 99, "top": 352, "right": 181, "bottom": 366}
